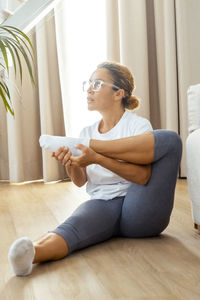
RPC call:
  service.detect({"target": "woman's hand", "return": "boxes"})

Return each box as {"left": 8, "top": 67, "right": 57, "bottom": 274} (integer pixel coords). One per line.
{"left": 52, "top": 146, "right": 71, "bottom": 165}
{"left": 70, "top": 144, "right": 99, "bottom": 167}
{"left": 52, "top": 146, "right": 88, "bottom": 187}
{"left": 52, "top": 146, "right": 74, "bottom": 175}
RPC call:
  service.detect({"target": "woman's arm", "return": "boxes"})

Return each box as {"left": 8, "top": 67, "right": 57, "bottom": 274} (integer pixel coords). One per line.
{"left": 70, "top": 145, "right": 151, "bottom": 185}
{"left": 96, "top": 154, "right": 151, "bottom": 185}
{"left": 65, "top": 163, "right": 87, "bottom": 187}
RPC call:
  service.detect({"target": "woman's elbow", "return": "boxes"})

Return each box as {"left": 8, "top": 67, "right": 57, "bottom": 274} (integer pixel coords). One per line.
{"left": 74, "top": 180, "right": 87, "bottom": 187}
{"left": 142, "top": 165, "right": 152, "bottom": 185}
{"left": 132, "top": 165, "right": 151, "bottom": 185}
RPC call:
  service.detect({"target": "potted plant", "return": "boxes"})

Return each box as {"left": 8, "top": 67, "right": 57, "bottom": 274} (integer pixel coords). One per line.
{"left": 0, "top": 25, "right": 34, "bottom": 116}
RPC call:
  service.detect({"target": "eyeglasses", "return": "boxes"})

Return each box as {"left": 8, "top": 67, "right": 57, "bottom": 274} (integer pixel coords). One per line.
{"left": 82, "top": 79, "right": 120, "bottom": 92}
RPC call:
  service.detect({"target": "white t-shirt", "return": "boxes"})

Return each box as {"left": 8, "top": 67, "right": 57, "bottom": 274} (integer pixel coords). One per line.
{"left": 80, "top": 110, "right": 153, "bottom": 200}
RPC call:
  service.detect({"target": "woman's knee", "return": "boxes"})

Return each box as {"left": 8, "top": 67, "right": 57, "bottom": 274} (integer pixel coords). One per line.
{"left": 120, "top": 184, "right": 172, "bottom": 238}
{"left": 153, "top": 130, "right": 182, "bottom": 163}
{"left": 52, "top": 198, "right": 124, "bottom": 254}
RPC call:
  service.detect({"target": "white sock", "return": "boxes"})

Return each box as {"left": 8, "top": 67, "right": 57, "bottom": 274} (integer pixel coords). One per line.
{"left": 8, "top": 237, "right": 35, "bottom": 276}
{"left": 39, "top": 135, "right": 90, "bottom": 156}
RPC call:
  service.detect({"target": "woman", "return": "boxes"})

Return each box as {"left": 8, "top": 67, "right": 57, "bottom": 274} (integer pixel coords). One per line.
{"left": 8, "top": 62, "right": 182, "bottom": 276}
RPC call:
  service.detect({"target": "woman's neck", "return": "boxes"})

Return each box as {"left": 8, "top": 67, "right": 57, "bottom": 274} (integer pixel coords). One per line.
{"left": 99, "top": 109, "right": 125, "bottom": 133}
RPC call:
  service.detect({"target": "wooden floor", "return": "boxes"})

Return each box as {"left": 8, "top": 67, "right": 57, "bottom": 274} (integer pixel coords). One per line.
{"left": 0, "top": 179, "right": 200, "bottom": 300}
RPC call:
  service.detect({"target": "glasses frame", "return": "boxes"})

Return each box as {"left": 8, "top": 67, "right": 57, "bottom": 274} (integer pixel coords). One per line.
{"left": 82, "top": 79, "right": 120, "bottom": 92}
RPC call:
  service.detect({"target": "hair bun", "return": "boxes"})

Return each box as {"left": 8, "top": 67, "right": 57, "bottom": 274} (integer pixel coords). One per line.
{"left": 123, "top": 95, "right": 140, "bottom": 110}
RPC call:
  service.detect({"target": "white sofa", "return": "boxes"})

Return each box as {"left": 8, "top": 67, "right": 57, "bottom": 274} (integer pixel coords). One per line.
{"left": 186, "top": 84, "right": 200, "bottom": 233}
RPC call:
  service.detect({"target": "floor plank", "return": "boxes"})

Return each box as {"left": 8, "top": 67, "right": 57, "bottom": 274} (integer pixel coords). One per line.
{"left": 0, "top": 179, "right": 200, "bottom": 300}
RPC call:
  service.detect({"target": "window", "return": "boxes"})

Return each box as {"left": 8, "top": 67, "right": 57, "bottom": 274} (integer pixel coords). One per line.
{"left": 57, "top": 0, "right": 107, "bottom": 136}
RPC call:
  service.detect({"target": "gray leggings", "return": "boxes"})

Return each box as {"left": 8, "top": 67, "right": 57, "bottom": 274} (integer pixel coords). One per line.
{"left": 52, "top": 130, "right": 182, "bottom": 255}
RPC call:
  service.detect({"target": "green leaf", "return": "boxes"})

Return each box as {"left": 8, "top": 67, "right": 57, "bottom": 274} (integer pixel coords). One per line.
{"left": 0, "top": 26, "right": 35, "bottom": 84}
{"left": 0, "top": 26, "right": 20, "bottom": 43}
{"left": 10, "top": 39, "right": 35, "bottom": 84}
{"left": 4, "top": 82, "right": 11, "bottom": 100}
{"left": 0, "top": 81, "right": 10, "bottom": 99}
{"left": 1, "top": 31, "right": 34, "bottom": 63}
{"left": 0, "top": 86, "right": 8, "bottom": 111}
{"left": 0, "top": 25, "right": 35, "bottom": 116}
{"left": 13, "top": 46, "right": 23, "bottom": 84}
{"left": 19, "top": 45, "right": 35, "bottom": 84}
{"left": 0, "top": 40, "right": 9, "bottom": 73}
{"left": 12, "top": 34, "right": 34, "bottom": 63}
{"left": 3, "top": 25, "right": 34, "bottom": 52}
{"left": 0, "top": 83, "right": 14, "bottom": 115}
{"left": 6, "top": 39, "right": 23, "bottom": 83}
{"left": 4, "top": 40, "right": 17, "bottom": 76}
{"left": 0, "top": 82, "right": 9, "bottom": 97}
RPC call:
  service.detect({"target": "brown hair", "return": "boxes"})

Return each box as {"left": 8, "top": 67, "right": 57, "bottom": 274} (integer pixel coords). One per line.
{"left": 97, "top": 61, "right": 140, "bottom": 110}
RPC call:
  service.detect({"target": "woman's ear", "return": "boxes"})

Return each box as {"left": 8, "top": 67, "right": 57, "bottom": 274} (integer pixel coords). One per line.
{"left": 115, "top": 89, "right": 125, "bottom": 100}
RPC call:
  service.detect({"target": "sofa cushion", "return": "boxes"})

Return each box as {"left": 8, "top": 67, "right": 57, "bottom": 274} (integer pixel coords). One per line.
{"left": 187, "top": 84, "right": 200, "bottom": 134}
{"left": 186, "top": 128, "right": 200, "bottom": 224}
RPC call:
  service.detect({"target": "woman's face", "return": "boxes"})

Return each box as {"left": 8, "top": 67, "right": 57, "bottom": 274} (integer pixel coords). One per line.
{"left": 86, "top": 68, "right": 119, "bottom": 112}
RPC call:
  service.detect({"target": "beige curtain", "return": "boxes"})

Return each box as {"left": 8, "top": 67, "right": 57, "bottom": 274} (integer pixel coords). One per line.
{"left": 1, "top": 0, "right": 200, "bottom": 181}
{"left": 106, "top": 0, "right": 200, "bottom": 177}
{"left": 0, "top": 11, "right": 67, "bottom": 182}
{"left": 0, "top": 0, "right": 106, "bottom": 183}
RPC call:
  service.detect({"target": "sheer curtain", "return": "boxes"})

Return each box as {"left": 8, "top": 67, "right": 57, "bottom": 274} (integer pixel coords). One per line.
{"left": 1, "top": 0, "right": 200, "bottom": 182}
{"left": 106, "top": 0, "right": 200, "bottom": 177}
